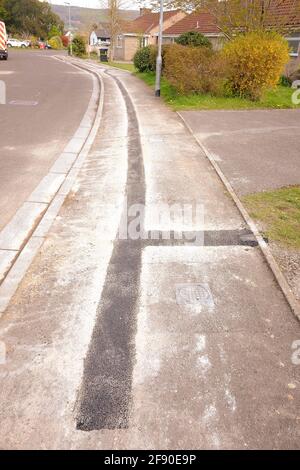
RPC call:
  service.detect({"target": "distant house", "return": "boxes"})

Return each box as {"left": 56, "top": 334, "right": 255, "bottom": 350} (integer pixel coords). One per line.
{"left": 89, "top": 25, "right": 110, "bottom": 46}
{"left": 113, "top": 9, "right": 186, "bottom": 61}
{"left": 162, "top": 11, "right": 222, "bottom": 50}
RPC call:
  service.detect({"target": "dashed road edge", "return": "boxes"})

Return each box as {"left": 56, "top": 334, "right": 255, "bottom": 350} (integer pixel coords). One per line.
{"left": 0, "top": 58, "right": 104, "bottom": 317}
{"left": 177, "top": 111, "right": 300, "bottom": 322}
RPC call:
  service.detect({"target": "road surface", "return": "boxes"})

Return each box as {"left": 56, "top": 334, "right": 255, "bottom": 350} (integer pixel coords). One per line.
{"left": 0, "top": 50, "right": 93, "bottom": 231}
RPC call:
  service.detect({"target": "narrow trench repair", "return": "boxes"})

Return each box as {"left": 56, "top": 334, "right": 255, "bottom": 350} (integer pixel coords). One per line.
{"left": 76, "top": 74, "right": 145, "bottom": 430}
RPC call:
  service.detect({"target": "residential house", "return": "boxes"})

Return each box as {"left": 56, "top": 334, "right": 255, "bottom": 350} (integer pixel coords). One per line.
{"left": 113, "top": 9, "right": 186, "bottom": 61}
{"left": 89, "top": 24, "right": 110, "bottom": 47}
{"left": 162, "top": 11, "right": 222, "bottom": 50}
{"left": 163, "top": 6, "right": 300, "bottom": 57}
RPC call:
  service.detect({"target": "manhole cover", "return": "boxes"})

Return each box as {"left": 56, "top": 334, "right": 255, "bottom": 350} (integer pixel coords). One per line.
{"left": 176, "top": 283, "right": 214, "bottom": 307}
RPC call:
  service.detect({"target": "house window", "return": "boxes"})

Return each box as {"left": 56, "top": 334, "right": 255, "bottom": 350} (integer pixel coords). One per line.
{"left": 116, "top": 35, "right": 123, "bottom": 48}
{"left": 142, "top": 36, "right": 148, "bottom": 47}
{"left": 287, "top": 37, "right": 300, "bottom": 57}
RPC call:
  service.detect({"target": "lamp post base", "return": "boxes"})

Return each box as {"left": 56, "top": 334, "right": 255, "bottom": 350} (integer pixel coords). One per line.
{"left": 155, "top": 89, "right": 161, "bottom": 97}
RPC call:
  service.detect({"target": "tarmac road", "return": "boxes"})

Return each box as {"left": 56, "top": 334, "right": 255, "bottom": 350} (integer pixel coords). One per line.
{"left": 0, "top": 50, "right": 93, "bottom": 231}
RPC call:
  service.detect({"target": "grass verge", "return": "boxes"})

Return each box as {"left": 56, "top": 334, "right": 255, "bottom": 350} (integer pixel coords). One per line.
{"left": 106, "top": 61, "right": 135, "bottom": 72}
{"left": 243, "top": 186, "right": 300, "bottom": 248}
{"left": 135, "top": 71, "right": 299, "bottom": 111}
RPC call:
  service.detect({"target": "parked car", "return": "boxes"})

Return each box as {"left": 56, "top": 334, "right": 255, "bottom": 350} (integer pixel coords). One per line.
{"left": 0, "top": 21, "right": 8, "bottom": 60}
{"left": 37, "top": 41, "right": 52, "bottom": 50}
{"left": 7, "top": 38, "right": 28, "bottom": 48}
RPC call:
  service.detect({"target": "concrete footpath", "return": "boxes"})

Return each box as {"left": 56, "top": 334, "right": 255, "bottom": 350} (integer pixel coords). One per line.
{"left": 0, "top": 61, "right": 299, "bottom": 449}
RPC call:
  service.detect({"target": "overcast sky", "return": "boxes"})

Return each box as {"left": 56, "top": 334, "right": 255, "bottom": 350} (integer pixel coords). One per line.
{"left": 49, "top": 0, "right": 140, "bottom": 9}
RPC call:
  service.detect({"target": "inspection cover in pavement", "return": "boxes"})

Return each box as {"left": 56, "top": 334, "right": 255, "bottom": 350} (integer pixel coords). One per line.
{"left": 175, "top": 283, "right": 214, "bottom": 307}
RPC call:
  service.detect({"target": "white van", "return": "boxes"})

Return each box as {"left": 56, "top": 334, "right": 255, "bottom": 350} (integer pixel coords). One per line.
{"left": 0, "top": 21, "right": 8, "bottom": 60}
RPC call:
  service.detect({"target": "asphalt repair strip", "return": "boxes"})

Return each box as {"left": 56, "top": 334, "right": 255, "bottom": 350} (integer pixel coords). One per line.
{"left": 76, "top": 73, "right": 146, "bottom": 430}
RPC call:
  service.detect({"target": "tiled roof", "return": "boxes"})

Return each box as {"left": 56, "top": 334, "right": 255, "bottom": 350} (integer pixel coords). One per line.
{"left": 163, "top": 2, "right": 300, "bottom": 37}
{"left": 95, "top": 24, "right": 110, "bottom": 38}
{"left": 268, "top": 0, "right": 300, "bottom": 30}
{"left": 123, "top": 10, "right": 182, "bottom": 34}
{"left": 163, "top": 11, "right": 219, "bottom": 36}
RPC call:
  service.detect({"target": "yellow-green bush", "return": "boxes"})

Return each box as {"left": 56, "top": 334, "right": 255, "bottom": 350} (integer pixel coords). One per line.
{"left": 48, "top": 35, "right": 63, "bottom": 50}
{"left": 164, "top": 44, "right": 227, "bottom": 95}
{"left": 222, "top": 31, "right": 290, "bottom": 100}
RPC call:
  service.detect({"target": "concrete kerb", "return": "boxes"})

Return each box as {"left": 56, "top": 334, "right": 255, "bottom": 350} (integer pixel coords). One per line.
{"left": 177, "top": 111, "right": 300, "bottom": 323}
{"left": 0, "top": 59, "right": 105, "bottom": 316}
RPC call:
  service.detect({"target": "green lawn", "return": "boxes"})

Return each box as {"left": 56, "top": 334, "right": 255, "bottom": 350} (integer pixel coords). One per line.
{"left": 106, "top": 61, "right": 136, "bottom": 72}
{"left": 243, "top": 187, "right": 300, "bottom": 248}
{"left": 135, "top": 71, "right": 299, "bottom": 111}
{"left": 97, "top": 62, "right": 299, "bottom": 111}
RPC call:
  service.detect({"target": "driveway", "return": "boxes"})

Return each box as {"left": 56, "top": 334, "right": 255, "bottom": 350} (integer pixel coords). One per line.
{"left": 180, "top": 109, "right": 300, "bottom": 196}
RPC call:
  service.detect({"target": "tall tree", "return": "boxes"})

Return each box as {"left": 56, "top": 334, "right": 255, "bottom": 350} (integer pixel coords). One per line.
{"left": 100, "top": 0, "right": 128, "bottom": 60}
{"left": 0, "top": 0, "right": 9, "bottom": 22}
{"left": 2, "top": 0, "right": 64, "bottom": 39}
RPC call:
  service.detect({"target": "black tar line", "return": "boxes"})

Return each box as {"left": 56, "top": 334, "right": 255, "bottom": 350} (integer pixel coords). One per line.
{"left": 76, "top": 73, "right": 146, "bottom": 430}
{"left": 76, "top": 70, "right": 259, "bottom": 431}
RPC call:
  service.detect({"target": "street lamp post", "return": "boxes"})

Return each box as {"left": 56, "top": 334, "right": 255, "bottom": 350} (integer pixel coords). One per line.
{"left": 155, "top": 0, "right": 164, "bottom": 97}
{"left": 65, "top": 2, "right": 72, "bottom": 56}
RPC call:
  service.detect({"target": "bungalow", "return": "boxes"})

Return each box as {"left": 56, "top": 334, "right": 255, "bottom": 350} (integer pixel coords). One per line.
{"left": 113, "top": 9, "right": 186, "bottom": 61}
{"left": 161, "top": 11, "right": 223, "bottom": 50}
{"left": 89, "top": 24, "right": 110, "bottom": 47}
{"left": 162, "top": 8, "right": 300, "bottom": 56}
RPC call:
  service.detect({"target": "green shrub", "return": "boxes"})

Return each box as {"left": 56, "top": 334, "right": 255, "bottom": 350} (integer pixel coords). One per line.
{"left": 222, "top": 31, "right": 290, "bottom": 100}
{"left": 71, "top": 35, "right": 86, "bottom": 57}
{"left": 134, "top": 44, "right": 172, "bottom": 73}
{"left": 48, "top": 35, "right": 63, "bottom": 50}
{"left": 149, "top": 44, "right": 172, "bottom": 72}
{"left": 134, "top": 46, "right": 155, "bottom": 72}
{"left": 175, "top": 31, "right": 212, "bottom": 48}
{"left": 48, "top": 26, "right": 62, "bottom": 40}
{"left": 279, "top": 75, "right": 292, "bottom": 87}
{"left": 164, "top": 43, "right": 227, "bottom": 95}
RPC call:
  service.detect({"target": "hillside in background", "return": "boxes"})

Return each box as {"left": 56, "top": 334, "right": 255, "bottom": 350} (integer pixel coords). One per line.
{"left": 52, "top": 4, "right": 140, "bottom": 33}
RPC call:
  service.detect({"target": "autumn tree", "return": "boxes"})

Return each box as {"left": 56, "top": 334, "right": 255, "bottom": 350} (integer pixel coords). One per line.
{"left": 100, "top": 0, "right": 129, "bottom": 60}
{"left": 0, "top": 0, "right": 64, "bottom": 39}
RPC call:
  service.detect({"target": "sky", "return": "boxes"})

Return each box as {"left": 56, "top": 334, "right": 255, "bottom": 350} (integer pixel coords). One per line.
{"left": 49, "top": 0, "right": 140, "bottom": 8}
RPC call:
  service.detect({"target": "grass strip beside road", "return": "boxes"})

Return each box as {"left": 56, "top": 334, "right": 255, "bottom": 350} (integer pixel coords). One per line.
{"left": 92, "top": 62, "right": 298, "bottom": 111}
{"left": 135, "top": 71, "right": 299, "bottom": 111}
{"left": 243, "top": 186, "right": 300, "bottom": 249}
{"left": 106, "top": 61, "right": 136, "bottom": 72}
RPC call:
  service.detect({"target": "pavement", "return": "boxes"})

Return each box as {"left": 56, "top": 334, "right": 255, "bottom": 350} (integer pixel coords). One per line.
{"left": 0, "top": 58, "right": 299, "bottom": 449}
{"left": 180, "top": 109, "right": 300, "bottom": 196}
